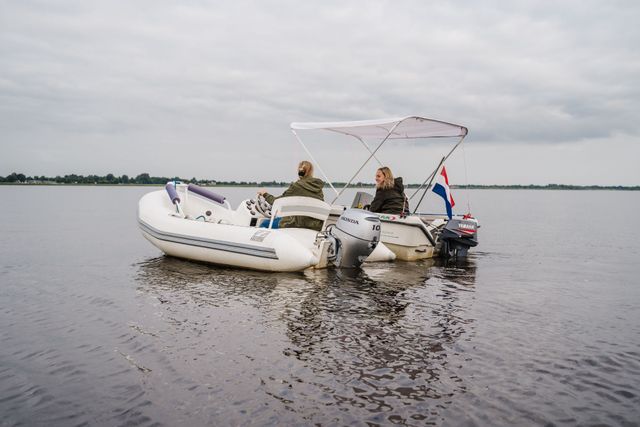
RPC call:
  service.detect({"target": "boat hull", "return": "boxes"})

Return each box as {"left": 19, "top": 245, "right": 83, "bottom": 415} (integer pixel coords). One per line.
{"left": 328, "top": 211, "right": 439, "bottom": 261}
{"left": 139, "top": 191, "right": 319, "bottom": 272}
{"left": 377, "top": 215, "right": 437, "bottom": 261}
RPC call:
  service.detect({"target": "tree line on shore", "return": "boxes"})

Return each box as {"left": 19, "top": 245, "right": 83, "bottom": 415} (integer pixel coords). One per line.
{"left": 1, "top": 172, "right": 638, "bottom": 190}
{"left": 0, "top": 172, "right": 281, "bottom": 186}
{"left": 0, "top": 172, "right": 369, "bottom": 187}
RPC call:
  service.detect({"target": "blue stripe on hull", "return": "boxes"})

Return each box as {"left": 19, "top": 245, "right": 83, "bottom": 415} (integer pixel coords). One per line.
{"left": 138, "top": 219, "right": 279, "bottom": 260}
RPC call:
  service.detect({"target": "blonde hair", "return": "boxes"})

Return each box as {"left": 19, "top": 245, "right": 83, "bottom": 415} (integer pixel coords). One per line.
{"left": 298, "top": 160, "right": 314, "bottom": 178}
{"left": 377, "top": 167, "right": 395, "bottom": 190}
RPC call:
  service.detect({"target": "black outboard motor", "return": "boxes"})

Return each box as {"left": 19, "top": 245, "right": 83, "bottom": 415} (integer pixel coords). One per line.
{"left": 439, "top": 217, "right": 479, "bottom": 258}
{"left": 326, "top": 209, "right": 381, "bottom": 268}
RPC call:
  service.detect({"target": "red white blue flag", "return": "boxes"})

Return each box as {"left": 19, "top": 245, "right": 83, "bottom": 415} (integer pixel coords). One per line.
{"left": 432, "top": 166, "right": 455, "bottom": 219}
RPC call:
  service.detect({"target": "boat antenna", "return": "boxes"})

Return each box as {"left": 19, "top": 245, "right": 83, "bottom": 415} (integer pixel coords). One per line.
{"left": 331, "top": 120, "right": 402, "bottom": 204}
{"left": 291, "top": 129, "right": 339, "bottom": 197}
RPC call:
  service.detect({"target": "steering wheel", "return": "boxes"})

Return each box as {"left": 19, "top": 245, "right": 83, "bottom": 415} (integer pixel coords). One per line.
{"left": 254, "top": 194, "right": 272, "bottom": 217}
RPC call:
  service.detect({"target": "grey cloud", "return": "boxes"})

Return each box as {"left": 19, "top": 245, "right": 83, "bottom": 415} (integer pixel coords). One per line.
{"left": 0, "top": 0, "right": 639, "bottom": 183}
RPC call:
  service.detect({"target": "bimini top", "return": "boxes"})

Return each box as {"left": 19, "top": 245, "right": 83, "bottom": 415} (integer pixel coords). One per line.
{"left": 290, "top": 116, "right": 468, "bottom": 140}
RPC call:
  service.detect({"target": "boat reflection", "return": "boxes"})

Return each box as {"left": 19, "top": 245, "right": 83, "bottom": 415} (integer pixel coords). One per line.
{"left": 135, "top": 255, "right": 477, "bottom": 420}
{"left": 280, "top": 259, "right": 477, "bottom": 410}
{"left": 135, "top": 256, "right": 306, "bottom": 304}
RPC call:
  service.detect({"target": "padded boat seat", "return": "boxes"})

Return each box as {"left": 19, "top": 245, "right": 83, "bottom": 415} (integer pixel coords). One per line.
{"left": 267, "top": 196, "right": 331, "bottom": 229}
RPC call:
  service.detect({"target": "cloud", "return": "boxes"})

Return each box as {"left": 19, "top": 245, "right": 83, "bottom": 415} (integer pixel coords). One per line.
{"left": 0, "top": 0, "right": 639, "bottom": 183}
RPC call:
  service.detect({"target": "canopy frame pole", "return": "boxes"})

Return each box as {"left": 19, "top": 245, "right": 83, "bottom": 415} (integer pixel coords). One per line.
{"left": 409, "top": 135, "right": 466, "bottom": 208}
{"left": 408, "top": 170, "right": 437, "bottom": 201}
{"left": 291, "top": 129, "right": 339, "bottom": 197}
{"left": 412, "top": 156, "right": 445, "bottom": 214}
{"left": 354, "top": 135, "right": 384, "bottom": 167}
{"left": 331, "top": 121, "right": 403, "bottom": 204}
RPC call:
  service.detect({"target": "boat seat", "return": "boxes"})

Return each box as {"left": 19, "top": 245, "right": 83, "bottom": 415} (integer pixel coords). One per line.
{"left": 351, "top": 191, "right": 374, "bottom": 209}
{"left": 268, "top": 196, "right": 331, "bottom": 229}
{"left": 259, "top": 217, "right": 282, "bottom": 228}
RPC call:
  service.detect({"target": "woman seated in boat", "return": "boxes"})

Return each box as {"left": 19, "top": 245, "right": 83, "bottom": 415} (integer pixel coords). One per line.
{"left": 368, "top": 166, "right": 409, "bottom": 215}
{"left": 257, "top": 160, "right": 325, "bottom": 231}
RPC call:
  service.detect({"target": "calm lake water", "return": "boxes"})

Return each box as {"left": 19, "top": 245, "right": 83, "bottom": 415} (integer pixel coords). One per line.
{"left": 1, "top": 186, "right": 639, "bottom": 426}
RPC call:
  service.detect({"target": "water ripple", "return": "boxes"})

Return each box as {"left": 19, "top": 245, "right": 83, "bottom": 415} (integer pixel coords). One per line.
{"left": 3, "top": 186, "right": 640, "bottom": 426}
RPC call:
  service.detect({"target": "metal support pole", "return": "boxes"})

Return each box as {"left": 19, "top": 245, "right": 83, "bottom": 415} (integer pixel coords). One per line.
{"left": 409, "top": 135, "right": 466, "bottom": 201}
{"left": 355, "top": 135, "right": 384, "bottom": 167}
{"left": 331, "top": 121, "right": 402, "bottom": 204}
{"left": 292, "top": 130, "right": 339, "bottom": 197}
{"left": 412, "top": 156, "right": 445, "bottom": 214}
{"left": 409, "top": 169, "right": 437, "bottom": 200}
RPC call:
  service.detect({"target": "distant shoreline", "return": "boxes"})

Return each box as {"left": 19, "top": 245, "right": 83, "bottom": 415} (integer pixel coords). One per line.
{"left": 3, "top": 172, "right": 637, "bottom": 190}
{"left": 1, "top": 182, "right": 638, "bottom": 191}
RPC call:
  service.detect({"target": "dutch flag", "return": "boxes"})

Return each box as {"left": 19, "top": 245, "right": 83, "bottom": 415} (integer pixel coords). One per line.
{"left": 432, "top": 165, "right": 455, "bottom": 219}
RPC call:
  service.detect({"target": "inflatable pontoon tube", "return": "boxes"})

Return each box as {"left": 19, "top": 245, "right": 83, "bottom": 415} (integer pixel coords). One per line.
{"left": 188, "top": 184, "right": 225, "bottom": 204}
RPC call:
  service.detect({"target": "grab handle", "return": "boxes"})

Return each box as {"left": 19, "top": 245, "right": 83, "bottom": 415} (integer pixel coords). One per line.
{"left": 165, "top": 183, "right": 181, "bottom": 204}
{"left": 165, "top": 182, "right": 185, "bottom": 217}
{"left": 187, "top": 184, "right": 226, "bottom": 205}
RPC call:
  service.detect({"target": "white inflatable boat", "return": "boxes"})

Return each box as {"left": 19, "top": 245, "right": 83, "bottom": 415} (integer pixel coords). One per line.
{"left": 138, "top": 183, "right": 396, "bottom": 272}
{"left": 138, "top": 116, "right": 479, "bottom": 270}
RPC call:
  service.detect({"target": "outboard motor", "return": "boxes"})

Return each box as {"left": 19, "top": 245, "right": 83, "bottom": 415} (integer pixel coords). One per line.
{"left": 326, "top": 209, "right": 381, "bottom": 268}
{"left": 439, "top": 217, "right": 479, "bottom": 258}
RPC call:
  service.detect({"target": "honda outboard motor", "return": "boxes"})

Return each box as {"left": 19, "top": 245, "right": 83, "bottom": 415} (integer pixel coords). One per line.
{"left": 439, "top": 217, "right": 479, "bottom": 258}
{"left": 326, "top": 209, "right": 381, "bottom": 268}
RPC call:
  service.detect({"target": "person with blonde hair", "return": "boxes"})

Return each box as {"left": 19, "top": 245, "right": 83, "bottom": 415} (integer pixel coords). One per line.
{"left": 369, "top": 166, "right": 408, "bottom": 214}
{"left": 257, "top": 160, "right": 325, "bottom": 230}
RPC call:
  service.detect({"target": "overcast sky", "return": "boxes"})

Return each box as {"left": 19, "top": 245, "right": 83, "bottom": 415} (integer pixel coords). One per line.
{"left": 1, "top": 0, "right": 638, "bottom": 185}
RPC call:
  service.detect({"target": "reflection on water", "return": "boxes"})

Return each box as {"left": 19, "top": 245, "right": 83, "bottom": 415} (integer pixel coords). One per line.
{"left": 134, "top": 256, "right": 477, "bottom": 424}
{"left": 3, "top": 188, "right": 639, "bottom": 425}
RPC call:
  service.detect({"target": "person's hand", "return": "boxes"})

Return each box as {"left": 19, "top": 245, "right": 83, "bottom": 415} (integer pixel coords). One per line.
{"left": 257, "top": 189, "right": 267, "bottom": 196}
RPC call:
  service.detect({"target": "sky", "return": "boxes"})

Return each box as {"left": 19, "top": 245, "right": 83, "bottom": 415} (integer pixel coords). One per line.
{"left": 1, "top": 0, "right": 639, "bottom": 185}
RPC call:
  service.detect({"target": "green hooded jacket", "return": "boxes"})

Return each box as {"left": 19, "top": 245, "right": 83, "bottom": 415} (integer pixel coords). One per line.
{"left": 263, "top": 177, "right": 325, "bottom": 231}
{"left": 369, "top": 177, "right": 408, "bottom": 215}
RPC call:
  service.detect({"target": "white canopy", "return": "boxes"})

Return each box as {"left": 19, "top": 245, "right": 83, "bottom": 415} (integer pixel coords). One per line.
{"left": 290, "top": 116, "right": 467, "bottom": 140}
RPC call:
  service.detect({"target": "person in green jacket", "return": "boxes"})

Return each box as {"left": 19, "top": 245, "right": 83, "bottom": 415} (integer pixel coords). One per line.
{"left": 369, "top": 166, "right": 409, "bottom": 215}
{"left": 257, "top": 161, "right": 325, "bottom": 231}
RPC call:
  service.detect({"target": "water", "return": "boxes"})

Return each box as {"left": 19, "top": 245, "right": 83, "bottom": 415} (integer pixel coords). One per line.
{"left": 0, "top": 186, "right": 638, "bottom": 426}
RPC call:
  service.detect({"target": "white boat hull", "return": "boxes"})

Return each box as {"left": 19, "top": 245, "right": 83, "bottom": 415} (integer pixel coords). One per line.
{"left": 138, "top": 187, "right": 395, "bottom": 271}
{"left": 139, "top": 190, "right": 319, "bottom": 271}
{"left": 376, "top": 214, "right": 439, "bottom": 261}
{"left": 328, "top": 209, "right": 444, "bottom": 261}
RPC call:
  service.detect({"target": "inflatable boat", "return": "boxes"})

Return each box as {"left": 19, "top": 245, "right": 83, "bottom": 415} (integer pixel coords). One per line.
{"left": 138, "top": 116, "right": 479, "bottom": 270}
{"left": 138, "top": 183, "right": 396, "bottom": 272}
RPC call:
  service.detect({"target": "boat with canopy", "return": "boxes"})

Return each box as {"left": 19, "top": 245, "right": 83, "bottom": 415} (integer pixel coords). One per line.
{"left": 138, "top": 116, "right": 478, "bottom": 271}
{"left": 288, "top": 116, "right": 479, "bottom": 260}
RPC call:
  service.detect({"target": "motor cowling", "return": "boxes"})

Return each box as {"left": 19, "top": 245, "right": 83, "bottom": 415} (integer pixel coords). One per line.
{"left": 439, "top": 217, "right": 479, "bottom": 258}
{"left": 328, "top": 209, "right": 381, "bottom": 268}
